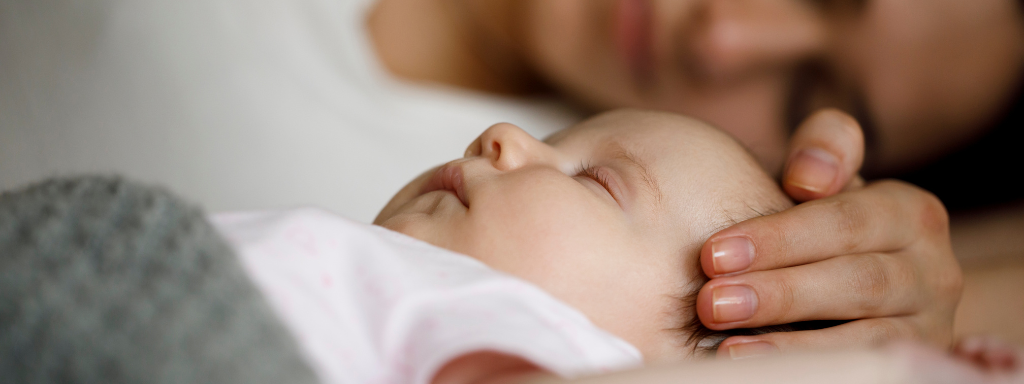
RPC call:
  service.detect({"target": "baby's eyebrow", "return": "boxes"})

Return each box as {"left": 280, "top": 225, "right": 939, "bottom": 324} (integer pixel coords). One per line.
{"left": 609, "top": 144, "right": 663, "bottom": 206}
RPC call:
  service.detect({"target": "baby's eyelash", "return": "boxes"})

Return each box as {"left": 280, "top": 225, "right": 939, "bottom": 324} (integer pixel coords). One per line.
{"left": 574, "top": 161, "right": 613, "bottom": 192}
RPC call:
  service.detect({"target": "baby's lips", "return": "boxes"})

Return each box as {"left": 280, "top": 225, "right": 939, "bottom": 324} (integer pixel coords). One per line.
{"left": 421, "top": 162, "right": 469, "bottom": 208}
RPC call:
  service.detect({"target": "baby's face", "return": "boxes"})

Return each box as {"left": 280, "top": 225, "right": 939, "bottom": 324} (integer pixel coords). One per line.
{"left": 375, "top": 110, "right": 790, "bottom": 363}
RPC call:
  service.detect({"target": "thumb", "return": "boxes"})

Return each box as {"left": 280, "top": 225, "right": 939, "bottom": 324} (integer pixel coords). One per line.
{"left": 782, "top": 108, "right": 865, "bottom": 202}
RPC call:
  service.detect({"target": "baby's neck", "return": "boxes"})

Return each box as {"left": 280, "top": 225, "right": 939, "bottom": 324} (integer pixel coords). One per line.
{"left": 431, "top": 351, "right": 544, "bottom": 384}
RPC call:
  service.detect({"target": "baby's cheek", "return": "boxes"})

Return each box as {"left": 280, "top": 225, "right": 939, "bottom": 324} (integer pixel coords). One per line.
{"left": 477, "top": 201, "right": 628, "bottom": 279}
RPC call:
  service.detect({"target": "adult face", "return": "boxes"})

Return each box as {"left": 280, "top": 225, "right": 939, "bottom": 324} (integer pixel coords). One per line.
{"left": 517, "top": 0, "right": 1024, "bottom": 174}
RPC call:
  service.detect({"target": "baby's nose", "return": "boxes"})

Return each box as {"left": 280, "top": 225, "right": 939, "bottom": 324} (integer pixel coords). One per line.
{"left": 469, "top": 123, "right": 554, "bottom": 171}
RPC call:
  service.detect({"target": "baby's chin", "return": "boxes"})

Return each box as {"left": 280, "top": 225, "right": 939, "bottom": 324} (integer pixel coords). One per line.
{"left": 374, "top": 167, "right": 438, "bottom": 225}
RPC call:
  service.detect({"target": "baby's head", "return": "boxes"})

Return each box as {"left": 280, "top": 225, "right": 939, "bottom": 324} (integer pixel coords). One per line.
{"left": 375, "top": 110, "right": 792, "bottom": 363}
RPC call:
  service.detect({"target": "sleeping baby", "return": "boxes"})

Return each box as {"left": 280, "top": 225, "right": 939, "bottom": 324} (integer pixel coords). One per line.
{"left": 3, "top": 110, "right": 1020, "bottom": 384}
{"left": 208, "top": 109, "right": 800, "bottom": 383}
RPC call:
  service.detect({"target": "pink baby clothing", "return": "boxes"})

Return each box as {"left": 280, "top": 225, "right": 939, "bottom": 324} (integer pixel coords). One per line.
{"left": 210, "top": 208, "right": 642, "bottom": 384}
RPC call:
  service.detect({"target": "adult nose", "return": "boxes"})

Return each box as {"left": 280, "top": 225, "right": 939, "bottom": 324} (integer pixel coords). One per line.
{"left": 685, "top": 0, "right": 827, "bottom": 83}
{"left": 465, "top": 123, "right": 554, "bottom": 171}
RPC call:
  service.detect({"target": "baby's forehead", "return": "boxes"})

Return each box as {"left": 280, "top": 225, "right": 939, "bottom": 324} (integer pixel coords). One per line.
{"left": 549, "top": 111, "right": 757, "bottom": 174}
{"left": 550, "top": 110, "right": 790, "bottom": 232}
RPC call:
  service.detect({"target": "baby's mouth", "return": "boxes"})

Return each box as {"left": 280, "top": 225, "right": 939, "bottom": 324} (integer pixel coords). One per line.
{"left": 420, "top": 163, "right": 469, "bottom": 208}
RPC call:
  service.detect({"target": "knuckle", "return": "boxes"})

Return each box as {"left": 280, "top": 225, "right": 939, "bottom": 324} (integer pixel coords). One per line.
{"left": 875, "top": 180, "right": 950, "bottom": 236}
{"left": 820, "top": 199, "right": 870, "bottom": 253}
{"left": 934, "top": 259, "right": 964, "bottom": 303}
{"left": 740, "top": 216, "right": 793, "bottom": 269}
{"left": 760, "top": 222, "right": 795, "bottom": 268}
{"left": 943, "top": 266, "right": 964, "bottom": 298}
{"left": 916, "top": 191, "right": 950, "bottom": 236}
{"left": 848, "top": 255, "right": 896, "bottom": 313}
{"left": 767, "top": 275, "right": 797, "bottom": 321}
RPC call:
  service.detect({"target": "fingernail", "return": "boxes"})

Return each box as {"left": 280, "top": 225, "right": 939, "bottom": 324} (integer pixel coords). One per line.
{"left": 728, "top": 341, "right": 779, "bottom": 359}
{"left": 786, "top": 148, "right": 839, "bottom": 194}
{"left": 712, "top": 285, "right": 758, "bottom": 323}
{"left": 711, "top": 237, "right": 754, "bottom": 274}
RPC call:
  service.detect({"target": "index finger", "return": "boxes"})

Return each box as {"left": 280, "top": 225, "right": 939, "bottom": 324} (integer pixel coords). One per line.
{"left": 700, "top": 180, "right": 948, "bottom": 278}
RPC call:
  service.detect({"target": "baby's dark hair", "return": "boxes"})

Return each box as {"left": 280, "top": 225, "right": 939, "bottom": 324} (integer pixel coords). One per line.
{"left": 671, "top": 205, "right": 845, "bottom": 357}
{"left": 672, "top": 271, "right": 846, "bottom": 357}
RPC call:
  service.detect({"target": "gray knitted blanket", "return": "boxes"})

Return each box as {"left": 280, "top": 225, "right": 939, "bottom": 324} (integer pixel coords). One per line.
{"left": 0, "top": 176, "right": 318, "bottom": 384}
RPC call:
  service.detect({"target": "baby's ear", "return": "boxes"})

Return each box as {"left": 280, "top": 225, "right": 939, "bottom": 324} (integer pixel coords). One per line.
{"left": 781, "top": 109, "right": 865, "bottom": 202}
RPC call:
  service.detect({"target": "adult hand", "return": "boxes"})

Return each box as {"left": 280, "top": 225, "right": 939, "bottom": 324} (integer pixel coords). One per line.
{"left": 696, "top": 109, "right": 963, "bottom": 359}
